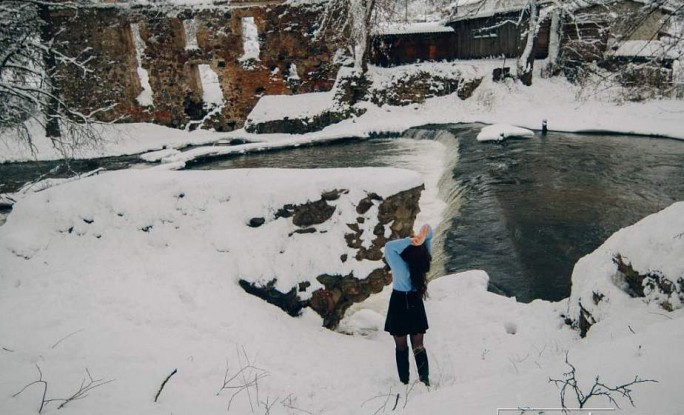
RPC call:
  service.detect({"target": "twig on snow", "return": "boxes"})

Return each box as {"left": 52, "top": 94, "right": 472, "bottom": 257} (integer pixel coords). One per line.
{"left": 52, "top": 368, "right": 115, "bottom": 409}
{"left": 11, "top": 364, "right": 48, "bottom": 413}
{"left": 154, "top": 368, "right": 178, "bottom": 402}
{"left": 50, "top": 328, "right": 84, "bottom": 349}
{"left": 549, "top": 352, "right": 657, "bottom": 409}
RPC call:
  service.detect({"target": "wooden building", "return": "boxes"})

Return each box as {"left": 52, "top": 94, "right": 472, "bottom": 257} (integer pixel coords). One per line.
{"left": 370, "top": 0, "right": 551, "bottom": 67}
{"left": 445, "top": 0, "right": 550, "bottom": 60}
{"left": 370, "top": 23, "right": 457, "bottom": 67}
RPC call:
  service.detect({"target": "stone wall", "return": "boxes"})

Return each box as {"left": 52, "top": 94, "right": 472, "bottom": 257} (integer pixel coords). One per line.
{"left": 49, "top": 7, "right": 142, "bottom": 123}
{"left": 240, "top": 185, "right": 424, "bottom": 329}
{"left": 49, "top": 3, "right": 338, "bottom": 131}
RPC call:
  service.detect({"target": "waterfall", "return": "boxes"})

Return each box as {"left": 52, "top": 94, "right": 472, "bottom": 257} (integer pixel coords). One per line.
{"left": 400, "top": 127, "right": 463, "bottom": 281}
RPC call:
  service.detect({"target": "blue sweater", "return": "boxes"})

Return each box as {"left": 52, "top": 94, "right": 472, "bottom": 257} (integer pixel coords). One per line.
{"left": 384, "top": 227, "right": 433, "bottom": 292}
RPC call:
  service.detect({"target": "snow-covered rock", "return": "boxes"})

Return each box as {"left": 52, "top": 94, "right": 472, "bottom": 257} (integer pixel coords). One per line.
{"left": 567, "top": 201, "right": 684, "bottom": 336}
{"left": 476, "top": 123, "right": 535, "bottom": 142}
{"left": 0, "top": 168, "right": 423, "bottom": 329}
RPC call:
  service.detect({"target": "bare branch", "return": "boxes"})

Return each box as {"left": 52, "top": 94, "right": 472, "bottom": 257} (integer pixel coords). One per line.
{"left": 50, "top": 328, "right": 84, "bottom": 349}
{"left": 154, "top": 369, "right": 178, "bottom": 403}
{"left": 11, "top": 364, "right": 48, "bottom": 413}
{"left": 217, "top": 348, "right": 269, "bottom": 413}
{"left": 549, "top": 352, "right": 657, "bottom": 409}
{"left": 52, "top": 368, "right": 115, "bottom": 410}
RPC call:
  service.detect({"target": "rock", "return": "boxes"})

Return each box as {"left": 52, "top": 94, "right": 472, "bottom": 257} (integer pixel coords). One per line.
{"left": 292, "top": 199, "right": 335, "bottom": 227}
{"left": 614, "top": 254, "right": 682, "bottom": 312}
{"left": 356, "top": 197, "right": 374, "bottom": 214}
{"left": 567, "top": 202, "right": 684, "bottom": 337}
{"left": 292, "top": 227, "right": 316, "bottom": 235}
{"left": 321, "top": 189, "right": 346, "bottom": 201}
{"left": 239, "top": 184, "right": 424, "bottom": 330}
{"left": 238, "top": 279, "right": 305, "bottom": 317}
{"left": 248, "top": 217, "right": 266, "bottom": 227}
{"left": 370, "top": 69, "right": 483, "bottom": 106}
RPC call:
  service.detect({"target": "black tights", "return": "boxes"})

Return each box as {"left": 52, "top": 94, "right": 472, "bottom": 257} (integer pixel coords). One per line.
{"left": 393, "top": 333, "right": 424, "bottom": 353}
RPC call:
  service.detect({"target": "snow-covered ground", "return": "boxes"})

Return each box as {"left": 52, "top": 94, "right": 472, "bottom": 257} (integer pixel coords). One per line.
{"left": 2, "top": 60, "right": 683, "bottom": 165}
{"left": 1, "top": 166, "right": 683, "bottom": 414}
{"left": 1, "top": 57, "right": 684, "bottom": 414}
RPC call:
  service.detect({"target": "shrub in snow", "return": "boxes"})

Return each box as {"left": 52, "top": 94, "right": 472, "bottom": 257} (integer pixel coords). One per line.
{"left": 567, "top": 202, "right": 684, "bottom": 337}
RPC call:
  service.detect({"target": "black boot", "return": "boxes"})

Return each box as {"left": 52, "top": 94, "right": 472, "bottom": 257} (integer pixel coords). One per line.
{"left": 395, "top": 348, "right": 409, "bottom": 384}
{"left": 414, "top": 346, "right": 430, "bottom": 386}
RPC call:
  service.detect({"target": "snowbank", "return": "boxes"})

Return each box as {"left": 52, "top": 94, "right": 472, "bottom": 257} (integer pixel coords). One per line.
{"left": 0, "top": 167, "right": 421, "bottom": 414}
{"left": 2, "top": 170, "right": 684, "bottom": 413}
{"left": 476, "top": 123, "right": 534, "bottom": 142}
{"left": 3, "top": 60, "right": 684, "bottom": 164}
{"left": 0, "top": 122, "right": 227, "bottom": 163}
{"left": 0, "top": 168, "right": 422, "bottom": 295}
{"left": 567, "top": 201, "right": 684, "bottom": 332}
{"left": 246, "top": 91, "right": 335, "bottom": 125}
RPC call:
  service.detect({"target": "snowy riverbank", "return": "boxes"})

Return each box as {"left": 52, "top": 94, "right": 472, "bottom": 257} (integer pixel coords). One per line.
{"left": 2, "top": 60, "right": 683, "bottom": 165}
{"left": 1, "top": 165, "right": 683, "bottom": 414}
{"left": 2, "top": 59, "right": 684, "bottom": 414}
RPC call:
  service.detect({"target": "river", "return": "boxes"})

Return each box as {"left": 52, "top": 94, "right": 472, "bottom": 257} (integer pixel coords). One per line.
{"left": 2, "top": 125, "right": 684, "bottom": 302}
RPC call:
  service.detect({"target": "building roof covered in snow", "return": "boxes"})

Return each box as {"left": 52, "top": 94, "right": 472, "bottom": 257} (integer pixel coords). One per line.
{"left": 376, "top": 22, "right": 455, "bottom": 36}
{"left": 610, "top": 39, "right": 681, "bottom": 60}
{"left": 448, "top": 0, "right": 540, "bottom": 22}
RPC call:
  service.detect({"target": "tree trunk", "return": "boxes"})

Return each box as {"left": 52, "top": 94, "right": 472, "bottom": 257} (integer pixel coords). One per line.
{"left": 38, "top": 4, "right": 61, "bottom": 138}
{"left": 355, "top": 0, "right": 376, "bottom": 74}
{"left": 543, "top": 8, "right": 562, "bottom": 77}
{"left": 517, "top": 0, "right": 539, "bottom": 86}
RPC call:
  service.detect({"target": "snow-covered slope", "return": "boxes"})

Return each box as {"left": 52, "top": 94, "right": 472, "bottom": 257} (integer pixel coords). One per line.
{"left": 2, "top": 168, "right": 684, "bottom": 414}
{"left": 568, "top": 201, "right": 684, "bottom": 331}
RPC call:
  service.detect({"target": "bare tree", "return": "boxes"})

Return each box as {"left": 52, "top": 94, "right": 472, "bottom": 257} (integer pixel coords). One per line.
{"left": 319, "top": 0, "right": 402, "bottom": 73}
{"left": 0, "top": 0, "right": 111, "bottom": 158}
{"left": 517, "top": 0, "right": 539, "bottom": 85}
{"left": 552, "top": 0, "right": 683, "bottom": 98}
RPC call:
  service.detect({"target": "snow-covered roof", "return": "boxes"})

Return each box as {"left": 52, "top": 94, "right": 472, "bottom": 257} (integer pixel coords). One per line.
{"left": 449, "top": 0, "right": 531, "bottom": 22}
{"left": 610, "top": 40, "right": 680, "bottom": 59}
{"left": 629, "top": 0, "right": 680, "bottom": 14}
{"left": 448, "top": 0, "right": 582, "bottom": 22}
{"left": 376, "top": 22, "right": 455, "bottom": 36}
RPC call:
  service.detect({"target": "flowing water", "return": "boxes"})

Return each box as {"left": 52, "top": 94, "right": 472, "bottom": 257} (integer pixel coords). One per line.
{"left": 3, "top": 125, "right": 684, "bottom": 302}
{"left": 437, "top": 124, "right": 684, "bottom": 302}
{"left": 189, "top": 125, "right": 684, "bottom": 302}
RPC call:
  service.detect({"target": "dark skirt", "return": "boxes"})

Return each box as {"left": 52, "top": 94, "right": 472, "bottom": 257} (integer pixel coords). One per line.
{"left": 384, "top": 290, "right": 429, "bottom": 336}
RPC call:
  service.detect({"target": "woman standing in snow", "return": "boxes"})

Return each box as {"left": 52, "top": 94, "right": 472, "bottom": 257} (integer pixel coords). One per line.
{"left": 383, "top": 224, "right": 433, "bottom": 386}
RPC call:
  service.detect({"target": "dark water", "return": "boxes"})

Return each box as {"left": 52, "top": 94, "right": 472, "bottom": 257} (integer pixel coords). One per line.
{"left": 193, "top": 126, "right": 684, "bottom": 302}
{"left": 0, "top": 156, "right": 141, "bottom": 194}
{"left": 187, "top": 138, "right": 407, "bottom": 169}
{"left": 440, "top": 124, "right": 684, "bottom": 302}
{"left": 3, "top": 126, "right": 684, "bottom": 302}
{"left": 0, "top": 156, "right": 142, "bottom": 225}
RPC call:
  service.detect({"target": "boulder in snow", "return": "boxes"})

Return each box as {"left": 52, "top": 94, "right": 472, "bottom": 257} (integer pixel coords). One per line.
{"left": 567, "top": 202, "right": 684, "bottom": 336}
{"left": 476, "top": 124, "right": 535, "bottom": 142}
